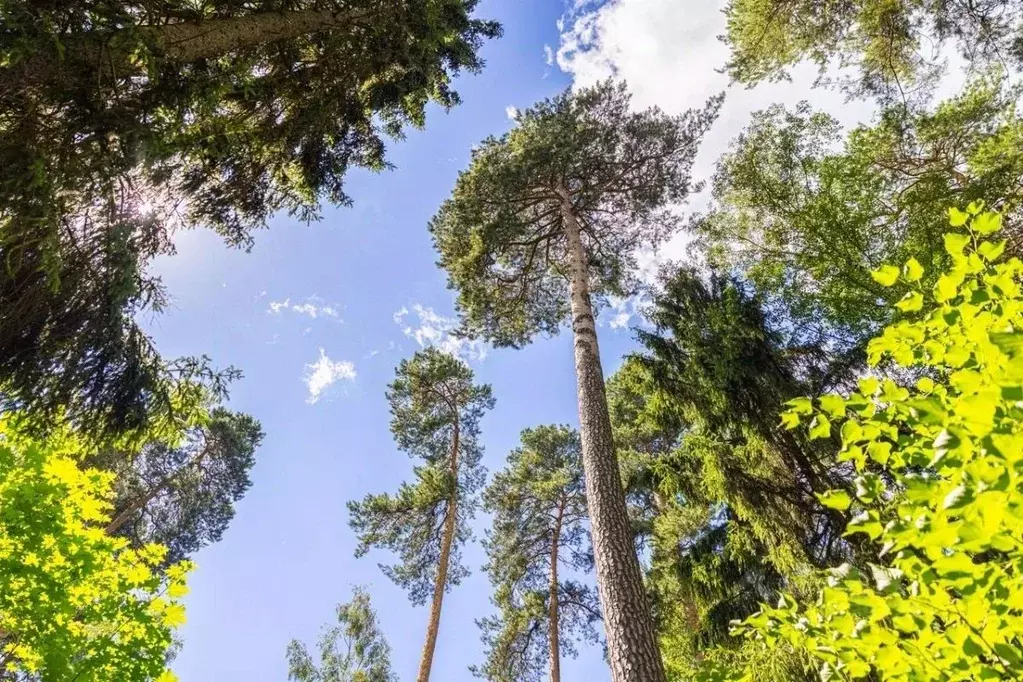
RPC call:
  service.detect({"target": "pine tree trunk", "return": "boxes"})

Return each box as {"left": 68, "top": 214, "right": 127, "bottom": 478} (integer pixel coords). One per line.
{"left": 416, "top": 419, "right": 460, "bottom": 682}
{"left": 549, "top": 498, "right": 565, "bottom": 682}
{"left": 4, "top": 8, "right": 374, "bottom": 92}
{"left": 557, "top": 189, "right": 667, "bottom": 682}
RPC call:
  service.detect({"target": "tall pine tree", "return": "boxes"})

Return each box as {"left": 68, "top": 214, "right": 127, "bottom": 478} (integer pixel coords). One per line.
{"left": 348, "top": 348, "right": 494, "bottom": 682}
{"left": 430, "top": 80, "right": 721, "bottom": 682}
{"left": 475, "top": 425, "right": 600, "bottom": 682}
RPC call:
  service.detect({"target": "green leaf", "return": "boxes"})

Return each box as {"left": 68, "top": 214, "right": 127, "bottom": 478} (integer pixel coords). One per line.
{"left": 972, "top": 211, "right": 1002, "bottom": 235}
{"left": 903, "top": 257, "right": 924, "bottom": 282}
{"left": 934, "top": 274, "right": 959, "bottom": 302}
{"left": 944, "top": 232, "right": 970, "bottom": 259}
{"left": 870, "top": 265, "right": 900, "bottom": 287}
{"left": 977, "top": 240, "right": 1006, "bottom": 261}
{"left": 948, "top": 207, "right": 969, "bottom": 227}
{"left": 991, "top": 331, "right": 1023, "bottom": 359}
{"left": 895, "top": 291, "right": 924, "bottom": 312}
{"left": 818, "top": 394, "right": 846, "bottom": 417}
{"left": 866, "top": 441, "right": 892, "bottom": 465}
{"left": 786, "top": 397, "right": 814, "bottom": 414}
{"left": 809, "top": 415, "right": 832, "bottom": 440}
{"left": 817, "top": 489, "right": 852, "bottom": 511}
{"left": 779, "top": 410, "right": 801, "bottom": 430}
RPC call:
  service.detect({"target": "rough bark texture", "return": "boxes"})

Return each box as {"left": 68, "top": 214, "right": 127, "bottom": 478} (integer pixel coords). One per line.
{"left": 558, "top": 191, "right": 667, "bottom": 682}
{"left": 5, "top": 8, "right": 370, "bottom": 92}
{"left": 549, "top": 498, "right": 565, "bottom": 682}
{"left": 416, "top": 419, "right": 460, "bottom": 682}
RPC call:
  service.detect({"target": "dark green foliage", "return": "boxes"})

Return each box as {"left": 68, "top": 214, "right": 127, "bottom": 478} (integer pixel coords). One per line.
{"left": 696, "top": 77, "right": 1023, "bottom": 346}
{"left": 347, "top": 348, "right": 494, "bottom": 605}
{"left": 286, "top": 587, "right": 397, "bottom": 682}
{"left": 474, "top": 425, "right": 600, "bottom": 682}
{"left": 0, "top": 0, "right": 500, "bottom": 436}
{"left": 92, "top": 408, "right": 264, "bottom": 564}
{"left": 607, "top": 269, "right": 854, "bottom": 678}
{"left": 430, "top": 79, "right": 722, "bottom": 346}
{"left": 724, "top": 0, "right": 1023, "bottom": 99}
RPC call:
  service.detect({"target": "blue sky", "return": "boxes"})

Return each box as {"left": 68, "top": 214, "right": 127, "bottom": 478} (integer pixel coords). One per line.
{"left": 147, "top": 1, "right": 892, "bottom": 679}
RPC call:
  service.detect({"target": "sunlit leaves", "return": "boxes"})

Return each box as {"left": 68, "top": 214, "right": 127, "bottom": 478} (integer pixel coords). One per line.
{"left": 713, "top": 207, "right": 1023, "bottom": 682}
{"left": 0, "top": 417, "right": 189, "bottom": 680}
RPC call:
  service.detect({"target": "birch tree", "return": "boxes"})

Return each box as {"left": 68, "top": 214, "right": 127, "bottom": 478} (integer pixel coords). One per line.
{"left": 430, "top": 80, "right": 721, "bottom": 682}
{"left": 286, "top": 587, "right": 396, "bottom": 682}
{"left": 348, "top": 348, "right": 494, "bottom": 682}
{"left": 474, "top": 425, "right": 600, "bottom": 682}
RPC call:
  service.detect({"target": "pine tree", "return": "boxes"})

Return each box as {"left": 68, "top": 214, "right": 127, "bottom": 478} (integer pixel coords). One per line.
{"left": 286, "top": 587, "right": 396, "bottom": 682}
{"left": 348, "top": 348, "right": 494, "bottom": 682}
{"left": 474, "top": 425, "right": 600, "bottom": 682}
{"left": 89, "top": 408, "right": 264, "bottom": 565}
{"left": 0, "top": 0, "right": 500, "bottom": 437}
{"left": 430, "top": 79, "right": 721, "bottom": 682}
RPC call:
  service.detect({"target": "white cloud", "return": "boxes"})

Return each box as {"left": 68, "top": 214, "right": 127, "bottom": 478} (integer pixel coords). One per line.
{"left": 303, "top": 349, "right": 357, "bottom": 404}
{"left": 555, "top": 0, "right": 880, "bottom": 275}
{"left": 268, "top": 296, "right": 341, "bottom": 321}
{"left": 544, "top": 44, "right": 555, "bottom": 66}
{"left": 393, "top": 304, "right": 488, "bottom": 362}
{"left": 505, "top": 105, "right": 519, "bottom": 121}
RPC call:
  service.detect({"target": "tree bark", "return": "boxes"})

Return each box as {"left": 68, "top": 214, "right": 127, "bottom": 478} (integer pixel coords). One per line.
{"left": 416, "top": 418, "right": 460, "bottom": 682}
{"left": 4, "top": 8, "right": 374, "bottom": 93}
{"left": 549, "top": 497, "right": 565, "bottom": 682}
{"left": 557, "top": 188, "right": 667, "bottom": 682}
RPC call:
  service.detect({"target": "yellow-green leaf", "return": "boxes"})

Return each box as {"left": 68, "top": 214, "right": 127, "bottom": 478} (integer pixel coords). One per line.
{"left": 903, "top": 257, "right": 924, "bottom": 282}
{"left": 948, "top": 207, "right": 969, "bottom": 227}
{"left": 871, "top": 265, "right": 900, "bottom": 287}
{"left": 895, "top": 291, "right": 924, "bottom": 312}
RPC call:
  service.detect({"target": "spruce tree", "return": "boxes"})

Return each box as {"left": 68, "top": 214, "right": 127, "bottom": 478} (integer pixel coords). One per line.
{"left": 0, "top": 0, "right": 500, "bottom": 436}
{"left": 475, "top": 425, "right": 600, "bottom": 682}
{"left": 348, "top": 348, "right": 494, "bottom": 682}
{"left": 430, "top": 80, "right": 720, "bottom": 682}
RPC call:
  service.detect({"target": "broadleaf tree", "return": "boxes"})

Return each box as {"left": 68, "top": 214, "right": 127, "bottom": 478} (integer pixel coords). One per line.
{"left": 348, "top": 348, "right": 494, "bottom": 682}
{"left": 474, "top": 425, "right": 601, "bottom": 682}
{"left": 704, "top": 206, "right": 1023, "bottom": 681}
{"left": 286, "top": 587, "right": 396, "bottom": 682}
{"left": 724, "top": 0, "right": 1023, "bottom": 99}
{"left": 0, "top": 414, "right": 191, "bottom": 681}
{"left": 430, "top": 79, "right": 721, "bottom": 682}
{"left": 0, "top": 0, "right": 500, "bottom": 437}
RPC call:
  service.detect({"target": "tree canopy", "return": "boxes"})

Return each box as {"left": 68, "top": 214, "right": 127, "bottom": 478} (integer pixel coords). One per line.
{"left": 286, "top": 587, "right": 396, "bottom": 682}
{"left": 0, "top": 415, "right": 190, "bottom": 681}
{"left": 0, "top": 0, "right": 500, "bottom": 438}
{"left": 725, "top": 0, "right": 1023, "bottom": 99}
{"left": 708, "top": 205, "right": 1023, "bottom": 682}
{"left": 430, "top": 79, "right": 722, "bottom": 347}
{"left": 696, "top": 76, "right": 1023, "bottom": 346}
{"left": 90, "top": 408, "right": 264, "bottom": 565}
{"left": 475, "top": 425, "right": 600, "bottom": 682}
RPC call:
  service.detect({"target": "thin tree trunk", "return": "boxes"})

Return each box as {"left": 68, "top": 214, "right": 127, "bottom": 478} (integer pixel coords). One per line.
{"left": 105, "top": 441, "right": 214, "bottom": 535}
{"left": 557, "top": 188, "right": 667, "bottom": 682}
{"left": 416, "top": 418, "right": 460, "bottom": 682}
{"left": 4, "top": 8, "right": 375, "bottom": 92}
{"left": 549, "top": 497, "right": 566, "bottom": 682}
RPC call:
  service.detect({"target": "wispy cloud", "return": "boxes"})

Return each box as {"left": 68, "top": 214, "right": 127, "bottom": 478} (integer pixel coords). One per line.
{"left": 505, "top": 105, "right": 519, "bottom": 121}
{"left": 268, "top": 296, "right": 342, "bottom": 321}
{"left": 304, "top": 349, "right": 356, "bottom": 404}
{"left": 544, "top": 44, "right": 555, "bottom": 66}
{"left": 393, "top": 304, "right": 488, "bottom": 362}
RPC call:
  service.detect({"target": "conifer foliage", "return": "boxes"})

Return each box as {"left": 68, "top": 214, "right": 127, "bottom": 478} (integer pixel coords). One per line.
{"left": 475, "top": 425, "right": 600, "bottom": 682}
{"left": 348, "top": 348, "right": 494, "bottom": 682}
{"left": 431, "top": 79, "right": 721, "bottom": 682}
